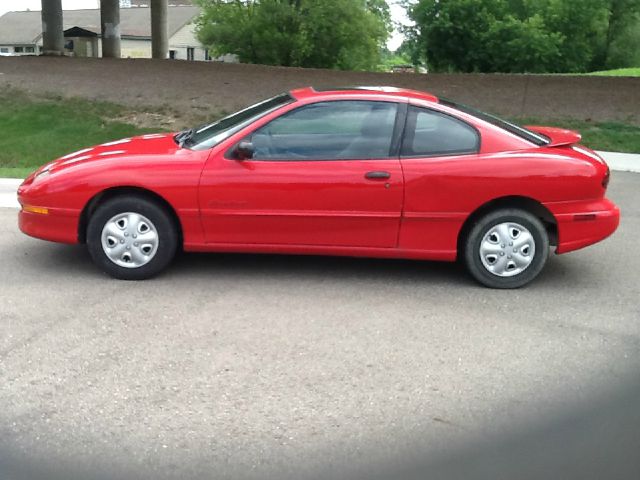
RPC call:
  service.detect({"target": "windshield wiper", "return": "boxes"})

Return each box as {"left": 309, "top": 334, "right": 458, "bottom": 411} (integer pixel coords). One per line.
{"left": 175, "top": 128, "right": 195, "bottom": 148}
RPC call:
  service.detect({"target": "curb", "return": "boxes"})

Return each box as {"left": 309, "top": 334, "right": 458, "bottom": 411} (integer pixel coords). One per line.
{"left": 596, "top": 151, "right": 640, "bottom": 174}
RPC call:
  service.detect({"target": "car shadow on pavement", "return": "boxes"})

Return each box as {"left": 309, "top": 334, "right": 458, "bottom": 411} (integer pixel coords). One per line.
{"left": 13, "top": 241, "right": 600, "bottom": 290}
{"left": 172, "top": 250, "right": 473, "bottom": 286}
{"left": 166, "top": 251, "right": 481, "bottom": 289}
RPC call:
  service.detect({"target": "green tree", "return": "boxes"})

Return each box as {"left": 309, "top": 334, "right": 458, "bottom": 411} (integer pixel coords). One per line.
{"left": 606, "top": 19, "right": 640, "bottom": 68}
{"left": 405, "top": 0, "right": 640, "bottom": 73}
{"left": 601, "top": 0, "right": 640, "bottom": 68}
{"left": 407, "top": 0, "right": 564, "bottom": 72}
{"left": 195, "top": 0, "right": 390, "bottom": 71}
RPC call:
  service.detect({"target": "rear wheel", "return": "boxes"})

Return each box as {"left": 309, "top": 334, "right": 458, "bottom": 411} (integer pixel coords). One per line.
{"left": 87, "top": 196, "right": 178, "bottom": 280}
{"left": 463, "top": 208, "right": 549, "bottom": 288}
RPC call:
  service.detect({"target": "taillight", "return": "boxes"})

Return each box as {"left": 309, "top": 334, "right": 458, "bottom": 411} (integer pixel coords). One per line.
{"left": 602, "top": 166, "right": 610, "bottom": 189}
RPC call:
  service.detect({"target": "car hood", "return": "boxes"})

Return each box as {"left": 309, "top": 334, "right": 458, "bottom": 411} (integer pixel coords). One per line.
{"left": 525, "top": 125, "right": 582, "bottom": 147}
{"left": 39, "top": 133, "right": 180, "bottom": 175}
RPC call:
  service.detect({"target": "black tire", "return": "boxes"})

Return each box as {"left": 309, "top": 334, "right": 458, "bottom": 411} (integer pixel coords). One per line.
{"left": 463, "top": 208, "right": 549, "bottom": 289}
{"left": 87, "top": 195, "right": 178, "bottom": 280}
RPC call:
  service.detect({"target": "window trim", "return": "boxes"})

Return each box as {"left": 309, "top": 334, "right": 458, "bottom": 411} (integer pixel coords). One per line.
{"left": 189, "top": 93, "right": 295, "bottom": 151}
{"left": 400, "top": 105, "right": 481, "bottom": 159}
{"left": 439, "top": 97, "right": 549, "bottom": 146}
{"left": 227, "top": 99, "right": 407, "bottom": 162}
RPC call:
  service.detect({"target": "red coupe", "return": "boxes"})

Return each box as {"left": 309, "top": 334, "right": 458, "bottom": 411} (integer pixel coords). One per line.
{"left": 18, "top": 87, "right": 619, "bottom": 288}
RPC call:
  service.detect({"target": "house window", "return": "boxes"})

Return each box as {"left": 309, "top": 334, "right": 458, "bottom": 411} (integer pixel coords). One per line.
{"left": 14, "top": 46, "right": 24, "bottom": 53}
{"left": 187, "top": 47, "right": 194, "bottom": 61}
{"left": 204, "top": 49, "right": 211, "bottom": 61}
{"left": 25, "top": 46, "right": 35, "bottom": 53}
{"left": 0, "top": 47, "right": 8, "bottom": 53}
{"left": 169, "top": 50, "right": 176, "bottom": 59}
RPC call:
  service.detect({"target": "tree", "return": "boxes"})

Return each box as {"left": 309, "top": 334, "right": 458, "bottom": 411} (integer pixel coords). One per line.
{"left": 406, "top": 0, "right": 564, "bottom": 72}
{"left": 601, "top": 0, "right": 640, "bottom": 68}
{"left": 195, "top": 0, "right": 390, "bottom": 71}
{"left": 405, "top": 0, "right": 640, "bottom": 73}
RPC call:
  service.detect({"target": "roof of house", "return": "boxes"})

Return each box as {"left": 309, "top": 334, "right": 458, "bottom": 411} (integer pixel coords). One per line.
{"left": 0, "top": 6, "right": 199, "bottom": 45}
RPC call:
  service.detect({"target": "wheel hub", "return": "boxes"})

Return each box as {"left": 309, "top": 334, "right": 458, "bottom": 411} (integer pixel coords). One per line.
{"left": 101, "top": 212, "right": 159, "bottom": 268}
{"left": 479, "top": 222, "right": 535, "bottom": 277}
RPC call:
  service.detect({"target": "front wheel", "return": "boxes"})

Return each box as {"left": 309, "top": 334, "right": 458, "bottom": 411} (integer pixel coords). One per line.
{"left": 87, "top": 196, "right": 178, "bottom": 280}
{"left": 463, "top": 208, "right": 549, "bottom": 289}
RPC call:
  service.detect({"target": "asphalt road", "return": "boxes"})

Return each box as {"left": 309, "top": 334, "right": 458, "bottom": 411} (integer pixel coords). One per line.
{"left": 1, "top": 172, "right": 639, "bottom": 480}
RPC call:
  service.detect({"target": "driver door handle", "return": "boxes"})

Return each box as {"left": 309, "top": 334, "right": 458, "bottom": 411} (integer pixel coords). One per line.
{"left": 365, "top": 171, "right": 391, "bottom": 180}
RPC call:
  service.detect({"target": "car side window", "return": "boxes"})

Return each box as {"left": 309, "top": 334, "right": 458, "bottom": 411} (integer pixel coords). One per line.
{"left": 402, "top": 106, "right": 479, "bottom": 157}
{"left": 248, "top": 101, "right": 399, "bottom": 161}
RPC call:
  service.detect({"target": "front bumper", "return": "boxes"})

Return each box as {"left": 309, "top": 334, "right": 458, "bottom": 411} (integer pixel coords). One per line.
{"left": 549, "top": 197, "right": 620, "bottom": 254}
{"left": 18, "top": 206, "right": 80, "bottom": 244}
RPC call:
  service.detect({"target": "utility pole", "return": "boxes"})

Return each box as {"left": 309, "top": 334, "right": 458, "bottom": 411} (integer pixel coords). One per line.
{"left": 151, "top": 0, "right": 168, "bottom": 59}
{"left": 100, "top": 0, "right": 121, "bottom": 58}
{"left": 40, "top": 0, "right": 64, "bottom": 56}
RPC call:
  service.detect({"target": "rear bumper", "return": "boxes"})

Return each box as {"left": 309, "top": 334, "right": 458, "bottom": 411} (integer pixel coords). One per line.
{"left": 548, "top": 198, "right": 620, "bottom": 254}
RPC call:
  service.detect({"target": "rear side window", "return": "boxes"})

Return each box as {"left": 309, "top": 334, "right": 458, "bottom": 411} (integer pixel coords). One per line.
{"left": 249, "top": 100, "right": 399, "bottom": 161}
{"left": 402, "top": 106, "right": 479, "bottom": 157}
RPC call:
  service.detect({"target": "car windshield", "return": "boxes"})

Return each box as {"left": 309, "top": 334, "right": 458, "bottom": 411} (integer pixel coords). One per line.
{"left": 439, "top": 98, "right": 550, "bottom": 146}
{"left": 180, "top": 93, "right": 294, "bottom": 150}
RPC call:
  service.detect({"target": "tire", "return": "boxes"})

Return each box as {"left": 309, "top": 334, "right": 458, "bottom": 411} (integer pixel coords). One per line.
{"left": 87, "top": 195, "right": 178, "bottom": 280}
{"left": 463, "top": 208, "right": 549, "bottom": 289}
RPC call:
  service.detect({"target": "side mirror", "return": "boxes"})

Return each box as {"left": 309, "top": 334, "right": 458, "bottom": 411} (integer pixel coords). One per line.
{"left": 235, "top": 141, "right": 254, "bottom": 160}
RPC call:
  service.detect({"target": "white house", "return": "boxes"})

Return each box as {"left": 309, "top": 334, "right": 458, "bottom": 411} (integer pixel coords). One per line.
{"left": 0, "top": 5, "right": 235, "bottom": 62}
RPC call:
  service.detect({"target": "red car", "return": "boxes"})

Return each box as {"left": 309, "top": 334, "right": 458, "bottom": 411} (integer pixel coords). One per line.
{"left": 18, "top": 87, "right": 619, "bottom": 288}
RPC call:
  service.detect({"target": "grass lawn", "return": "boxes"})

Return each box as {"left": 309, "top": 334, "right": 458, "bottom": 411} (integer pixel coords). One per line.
{"left": 0, "top": 90, "right": 638, "bottom": 179}
{"left": 586, "top": 67, "right": 640, "bottom": 76}
{"left": 513, "top": 117, "right": 640, "bottom": 154}
{"left": 0, "top": 91, "right": 163, "bottom": 178}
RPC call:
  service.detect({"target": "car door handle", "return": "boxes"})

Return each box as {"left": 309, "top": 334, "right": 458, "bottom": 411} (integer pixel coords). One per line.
{"left": 365, "top": 171, "right": 391, "bottom": 180}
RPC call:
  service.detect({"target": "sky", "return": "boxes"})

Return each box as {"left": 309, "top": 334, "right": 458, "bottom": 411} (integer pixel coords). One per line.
{"left": 0, "top": 0, "right": 410, "bottom": 50}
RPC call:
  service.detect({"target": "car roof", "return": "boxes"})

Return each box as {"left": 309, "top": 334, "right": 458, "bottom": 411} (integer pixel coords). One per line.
{"left": 290, "top": 86, "right": 439, "bottom": 103}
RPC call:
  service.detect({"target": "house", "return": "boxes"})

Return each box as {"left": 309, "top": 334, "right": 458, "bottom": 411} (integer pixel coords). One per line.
{"left": 0, "top": 5, "right": 235, "bottom": 62}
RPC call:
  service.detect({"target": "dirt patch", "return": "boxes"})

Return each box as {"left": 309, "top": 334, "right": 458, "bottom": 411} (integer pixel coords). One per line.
{"left": 1, "top": 56, "right": 639, "bottom": 126}
{"left": 114, "top": 111, "right": 180, "bottom": 129}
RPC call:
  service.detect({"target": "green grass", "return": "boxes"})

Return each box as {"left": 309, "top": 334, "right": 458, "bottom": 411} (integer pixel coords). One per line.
{"left": 0, "top": 90, "right": 163, "bottom": 178}
{"left": 0, "top": 90, "right": 638, "bottom": 180}
{"left": 586, "top": 67, "right": 640, "bottom": 76}
{"left": 0, "top": 167, "right": 35, "bottom": 179}
{"left": 512, "top": 117, "right": 640, "bottom": 153}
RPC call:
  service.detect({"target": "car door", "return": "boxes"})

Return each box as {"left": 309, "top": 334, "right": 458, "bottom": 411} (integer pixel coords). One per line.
{"left": 398, "top": 104, "right": 482, "bottom": 256}
{"left": 198, "top": 100, "right": 406, "bottom": 248}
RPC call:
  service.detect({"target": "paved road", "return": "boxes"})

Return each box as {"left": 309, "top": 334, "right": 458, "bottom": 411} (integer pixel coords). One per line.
{"left": 1, "top": 173, "right": 639, "bottom": 480}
